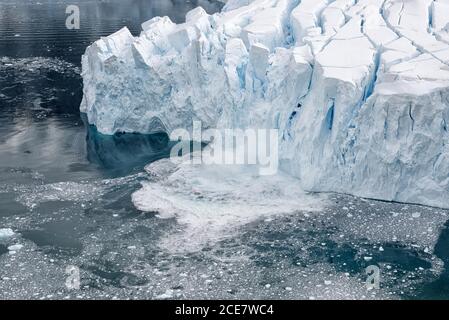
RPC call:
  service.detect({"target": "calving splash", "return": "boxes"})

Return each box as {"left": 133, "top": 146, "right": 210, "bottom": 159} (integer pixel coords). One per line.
{"left": 81, "top": 0, "right": 449, "bottom": 209}
{"left": 132, "top": 155, "right": 328, "bottom": 252}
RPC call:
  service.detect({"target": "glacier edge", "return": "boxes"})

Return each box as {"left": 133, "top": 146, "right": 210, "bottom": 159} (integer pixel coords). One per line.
{"left": 80, "top": 0, "right": 449, "bottom": 209}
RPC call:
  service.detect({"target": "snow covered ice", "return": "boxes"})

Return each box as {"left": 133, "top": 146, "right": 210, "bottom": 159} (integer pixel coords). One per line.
{"left": 81, "top": 0, "right": 449, "bottom": 208}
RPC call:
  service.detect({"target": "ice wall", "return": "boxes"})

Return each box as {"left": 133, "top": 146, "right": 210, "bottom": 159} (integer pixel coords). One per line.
{"left": 81, "top": 0, "right": 449, "bottom": 208}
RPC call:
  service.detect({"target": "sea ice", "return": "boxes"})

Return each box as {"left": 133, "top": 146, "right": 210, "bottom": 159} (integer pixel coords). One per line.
{"left": 0, "top": 228, "right": 15, "bottom": 240}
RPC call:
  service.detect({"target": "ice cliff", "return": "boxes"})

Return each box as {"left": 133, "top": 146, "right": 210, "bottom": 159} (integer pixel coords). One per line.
{"left": 81, "top": 0, "right": 449, "bottom": 209}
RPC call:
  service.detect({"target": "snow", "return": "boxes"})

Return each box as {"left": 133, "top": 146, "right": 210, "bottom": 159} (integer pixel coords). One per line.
{"left": 290, "top": 0, "right": 328, "bottom": 45}
{"left": 380, "top": 37, "right": 420, "bottom": 70}
{"left": 81, "top": 0, "right": 449, "bottom": 209}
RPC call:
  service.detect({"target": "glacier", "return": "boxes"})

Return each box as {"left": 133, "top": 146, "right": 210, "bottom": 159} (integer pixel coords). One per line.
{"left": 80, "top": 0, "right": 449, "bottom": 209}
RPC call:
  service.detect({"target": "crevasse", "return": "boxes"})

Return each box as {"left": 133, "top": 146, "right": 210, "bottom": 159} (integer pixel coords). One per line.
{"left": 81, "top": 0, "right": 449, "bottom": 209}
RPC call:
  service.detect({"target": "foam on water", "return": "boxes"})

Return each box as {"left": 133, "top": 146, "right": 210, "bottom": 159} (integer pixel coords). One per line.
{"left": 132, "top": 153, "right": 328, "bottom": 253}
{"left": 0, "top": 228, "right": 15, "bottom": 239}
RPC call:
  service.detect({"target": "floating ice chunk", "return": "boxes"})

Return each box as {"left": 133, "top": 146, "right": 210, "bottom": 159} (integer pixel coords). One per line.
{"left": 0, "top": 228, "right": 15, "bottom": 240}
{"left": 412, "top": 212, "right": 421, "bottom": 218}
{"left": 7, "top": 244, "right": 23, "bottom": 252}
{"left": 155, "top": 289, "right": 174, "bottom": 299}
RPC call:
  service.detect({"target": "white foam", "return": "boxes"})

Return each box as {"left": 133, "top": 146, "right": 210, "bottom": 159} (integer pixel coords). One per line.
{"left": 132, "top": 154, "right": 328, "bottom": 253}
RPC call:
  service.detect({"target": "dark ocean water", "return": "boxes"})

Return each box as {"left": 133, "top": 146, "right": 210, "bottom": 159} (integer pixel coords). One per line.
{"left": 1, "top": 0, "right": 449, "bottom": 300}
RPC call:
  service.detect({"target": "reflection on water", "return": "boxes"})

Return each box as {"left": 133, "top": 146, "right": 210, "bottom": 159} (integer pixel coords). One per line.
{"left": 0, "top": 0, "right": 224, "bottom": 65}
{"left": 0, "top": 1, "right": 224, "bottom": 180}
{"left": 0, "top": 56, "right": 174, "bottom": 182}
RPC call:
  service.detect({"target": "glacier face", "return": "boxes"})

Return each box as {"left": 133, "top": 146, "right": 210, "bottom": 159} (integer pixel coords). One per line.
{"left": 81, "top": 0, "right": 449, "bottom": 208}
